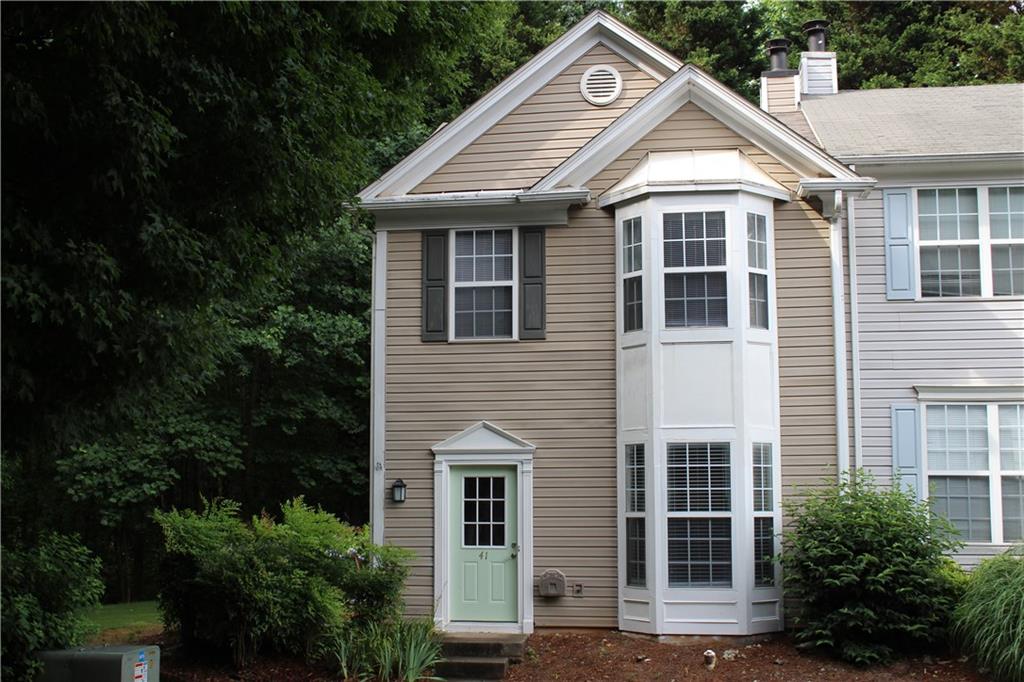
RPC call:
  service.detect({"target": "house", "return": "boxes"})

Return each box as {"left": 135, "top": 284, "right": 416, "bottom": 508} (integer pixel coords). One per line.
{"left": 358, "top": 11, "right": 1024, "bottom": 637}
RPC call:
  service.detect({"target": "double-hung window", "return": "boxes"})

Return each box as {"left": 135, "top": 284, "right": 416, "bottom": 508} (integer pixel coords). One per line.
{"left": 663, "top": 211, "right": 728, "bottom": 327}
{"left": 747, "top": 213, "right": 769, "bottom": 329}
{"left": 453, "top": 229, "right": 514, "bottom": 339}
{"left": 915, "top": 186, "right": 1024, "bottom": 298}
{"left": 623, "top": 217, "right": 643, "bottom": 333}
{"left": 752, "top": 442, "right": 775, "bottom": 586}
{"left": 926, "top": 403, "right": 1024, "bottom": 543}
{"left": 666, "top": 443, "right": 732, "bottom": 587}
{"left": 625, "top": 443, "right": 646, "bottom": 587}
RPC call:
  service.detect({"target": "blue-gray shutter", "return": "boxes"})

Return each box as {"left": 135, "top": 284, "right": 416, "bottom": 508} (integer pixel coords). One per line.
{"left": 891, "top": 404, "right": 922, "bottom": 500}
{"left": 421, "top": 231, "right": 447, "bottom": 341}
{"left": 883, "top": 189, "right": 915, "bottom": 300}
{"left": 519, "top": 227, "right": 545, "bottom": 339}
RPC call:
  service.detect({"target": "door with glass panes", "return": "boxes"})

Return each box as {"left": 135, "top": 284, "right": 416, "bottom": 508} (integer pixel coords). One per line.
{"left": 450, "top": 466, "right": 518, "bottom": 622}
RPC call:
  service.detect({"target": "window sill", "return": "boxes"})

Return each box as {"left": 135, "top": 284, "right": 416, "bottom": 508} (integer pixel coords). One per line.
{"left": 447, "top": 337, "right": 518, "bottom": 344}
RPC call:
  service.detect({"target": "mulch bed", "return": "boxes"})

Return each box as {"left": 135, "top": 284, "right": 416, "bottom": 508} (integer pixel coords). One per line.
{"left": 507, "top": 630, "right": 987, "bottom": 682}
{"left": 135, "top": 627, "right": 986, "bottom": 681}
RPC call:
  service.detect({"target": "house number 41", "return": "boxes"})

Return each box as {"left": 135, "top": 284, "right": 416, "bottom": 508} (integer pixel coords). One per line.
{"left": 478, "top": 551, "right": 488, "bottom": 559}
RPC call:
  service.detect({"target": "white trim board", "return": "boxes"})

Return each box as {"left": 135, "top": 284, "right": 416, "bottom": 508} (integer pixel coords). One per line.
{"left": 358, "top": 11, "right": 680, "bottom": 201}
{"left": 370, "top": 230, "right": 387, "bottom": 544}
{"left": 915, "top": 385, "right": 1024, "bottom": 403}
{"left": 431, "top": 428, "right": 535, "bottom": 635}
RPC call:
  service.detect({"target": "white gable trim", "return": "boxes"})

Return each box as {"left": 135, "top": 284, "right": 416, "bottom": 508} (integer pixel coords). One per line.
{"left": 533, "top": 65, "right": 864, "bottom": 193}
{"left": 431, "top": 421, "right": 537, "bottom": 457}
{"left": 358, "top": 11, "right": 681, "bottom": 201}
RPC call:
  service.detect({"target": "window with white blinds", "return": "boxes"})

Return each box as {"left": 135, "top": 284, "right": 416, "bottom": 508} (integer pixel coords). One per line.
{"left": 666, "top": 443, "right": 732, "bottom": 587}
{"left": 625, "top": 443, "right": 646, "bottom": 587}
{"left": 926, "top": 403, "right": 1024, "bottom": 543}
{"left": 663, "top": 211, "right": 728, "bottom": 328}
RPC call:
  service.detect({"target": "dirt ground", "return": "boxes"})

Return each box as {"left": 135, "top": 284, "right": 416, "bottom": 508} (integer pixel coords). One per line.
{"left": 140, "top": 627, "right": 987, "bottom": 681}
{"left": 507, "top": 630, "right": 987, "bottom": 682}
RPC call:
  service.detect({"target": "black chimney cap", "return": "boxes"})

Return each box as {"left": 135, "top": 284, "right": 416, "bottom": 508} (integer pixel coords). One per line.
{"left": 766, "top": 37, "right": 792, "bottom": 52}
{"left": 802, "top": 19, "right": 829, "bottom": 34}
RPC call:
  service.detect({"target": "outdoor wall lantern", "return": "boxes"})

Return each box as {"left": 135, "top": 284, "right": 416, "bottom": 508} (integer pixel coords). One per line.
{"left": 391, "top": 479, "right": 407, "bottom": 503}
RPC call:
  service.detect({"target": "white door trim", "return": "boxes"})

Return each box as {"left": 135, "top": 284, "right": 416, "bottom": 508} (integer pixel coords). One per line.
{"left": 433, "top": 452, "right": 534, "bottom": 634}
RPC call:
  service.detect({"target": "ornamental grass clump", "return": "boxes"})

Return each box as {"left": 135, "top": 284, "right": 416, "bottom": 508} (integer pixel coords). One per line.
{"left": 781, "top": 472, "right": 963, "bottom": 665}
{"left": 953, "top": 545, "right": 1024, "bottom": 682}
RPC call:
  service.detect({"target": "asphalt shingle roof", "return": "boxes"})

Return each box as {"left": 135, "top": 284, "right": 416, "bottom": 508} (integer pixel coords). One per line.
{"left": 799, "top": 83, "right": 1024, "bottom": 158}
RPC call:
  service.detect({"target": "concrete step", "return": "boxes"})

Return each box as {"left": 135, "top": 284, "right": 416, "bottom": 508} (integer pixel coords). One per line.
{"left": 434, "top": 655, "right": 509, "bottom": 680}
{"left": 441, "top": 633, "right": 527, "bottom": 662}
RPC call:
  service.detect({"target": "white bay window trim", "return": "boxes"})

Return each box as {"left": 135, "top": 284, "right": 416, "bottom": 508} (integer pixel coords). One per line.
{"left": 447, "top": 226, "right": 519, "bottom": 342}
{"left": 920, "top": 401, "right": 1024, "bottom": 546}
{"left": 909, "top": 183, "right": 1024, "bottom": 299}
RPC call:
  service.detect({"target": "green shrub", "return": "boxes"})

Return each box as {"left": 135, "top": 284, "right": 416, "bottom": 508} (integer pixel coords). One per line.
{"left": 329, "top": 617, "right": 442, "bottom": 682}
{"left": 1, "top": 532, "right": 104, "bottom": 681}
{"left": 781, "top": 472, "right": 963, "bottom": 665}
{"left": 155, "top": 497, "right": 410, "bottom": 668}
{"left": 953, "top": 545, "right": 1024, "bottom": 682}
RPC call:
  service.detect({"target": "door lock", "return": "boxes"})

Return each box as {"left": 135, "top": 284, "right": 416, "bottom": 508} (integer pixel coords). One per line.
{"left": 510, "top": 542, "right": 519, "bottom": 558}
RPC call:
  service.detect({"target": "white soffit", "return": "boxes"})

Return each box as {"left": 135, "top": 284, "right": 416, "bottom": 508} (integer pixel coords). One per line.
{"left": 358, "top": 11, "right": 681, "bottom": 201}
{"left": 535, "top": 64, "right": 864, "bottom": 193}
{"left": 431, "top": 421, "right": 537, "bottom": 456}
{"left": 599, "top": 150, "right": 792, "bottom": 206}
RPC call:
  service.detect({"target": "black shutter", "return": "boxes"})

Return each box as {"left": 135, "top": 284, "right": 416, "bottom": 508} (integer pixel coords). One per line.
{"left": 519, "top": 227, "right": 546, "bottom": 339}
{"left": 421, "top": 231, "right": 447, "bottom": 341}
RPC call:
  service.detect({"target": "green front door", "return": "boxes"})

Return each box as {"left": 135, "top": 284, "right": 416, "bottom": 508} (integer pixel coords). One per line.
{"left": 450, "top": 466, "right": 518, "bottom": 622}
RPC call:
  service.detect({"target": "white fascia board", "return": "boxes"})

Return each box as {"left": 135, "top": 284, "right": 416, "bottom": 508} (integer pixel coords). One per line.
{"left": 366, "top": 188, "right": 591, "bottom": 230}
{"left": 358, "top": 11, "right": 681, "bottom": 201}
{"left": 598, "top": 180, "right": 792, "bottom": 208}
{"left": 534, "top": 65, "right": 863, "bottom": 192}
{"left": 836, "top": 151, "right": 1024, "bottom": 166}
{"left": 915, "top": 385, "right": 1024, "bottom": 403}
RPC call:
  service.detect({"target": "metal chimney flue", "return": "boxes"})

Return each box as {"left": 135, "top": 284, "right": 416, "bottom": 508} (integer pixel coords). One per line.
{"left": 802, "top": 19, "right": 829, "bottom": 52}
{"left": 765, "top": 38, "right": 791, "bottom": 71}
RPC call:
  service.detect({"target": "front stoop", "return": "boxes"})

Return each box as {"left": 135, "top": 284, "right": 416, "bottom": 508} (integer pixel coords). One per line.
{"left": 436, "top": 633, "right": 527, "bottom": 680}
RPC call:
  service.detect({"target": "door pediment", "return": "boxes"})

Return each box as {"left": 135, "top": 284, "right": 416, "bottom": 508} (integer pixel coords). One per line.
{"left": 431, "top": 421, "right": 536, "bottom": 457}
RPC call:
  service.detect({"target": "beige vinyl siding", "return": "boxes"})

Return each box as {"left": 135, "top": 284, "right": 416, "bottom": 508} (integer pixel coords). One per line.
{"left": 413, "top": 44, "right": 659, "bottom": 194}
{"left": 764, "top": 75, "right": 798, "bottom": 114}
{"left": 383, "top": 208, "right": 619, "bottom": 627}
{"left": 852, "top": 190, "right": 1024, "bottom": 483}
{"left": 585, "top": 101, "right": 838, "bottom": 495}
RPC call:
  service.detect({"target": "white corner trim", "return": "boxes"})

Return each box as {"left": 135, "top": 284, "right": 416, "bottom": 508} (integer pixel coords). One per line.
{"left": 433, "top": 449, "right": 535, "bottom": 634}
{"left": 533, "top": 64, "right": 862, "bottom": 193}
{"left": 915, "top": 385, "right": 1024, "bottom": 403}
{"left": 358, "top": 11, "right": 680, "bottom": 201}
{"left": 847, "top": 195, "right": 864, "bottom": 470}
{"left": 370, "top": 230, "right": 387, "bottom": 544}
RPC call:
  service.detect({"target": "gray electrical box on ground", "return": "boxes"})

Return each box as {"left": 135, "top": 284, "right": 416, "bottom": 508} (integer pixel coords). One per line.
{"left": 37, "top": 645, "right": 159, "bottom": 682}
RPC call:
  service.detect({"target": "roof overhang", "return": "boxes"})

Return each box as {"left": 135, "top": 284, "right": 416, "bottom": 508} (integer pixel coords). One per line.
{"left": 599, "top": 150, "right": 793, "bottom": 207}
{"left": 358, "top": 11, "right": 681, "bottom": 202}
{"left": 534, "top": 64, "right": 868, "bottom": 193}
{"left": 363, "top": 188, "right": 591, "bottom": 230}
{"left": 797, "top": 177, "right": 877, "bottom": 199}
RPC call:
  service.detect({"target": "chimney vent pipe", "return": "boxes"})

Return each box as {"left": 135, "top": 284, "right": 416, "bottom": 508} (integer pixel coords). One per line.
{"left": 803, "top": 19, "right": 829, "bottom": 52}
{"left": 766, "top": 38, "right": 791, "bottom": 72}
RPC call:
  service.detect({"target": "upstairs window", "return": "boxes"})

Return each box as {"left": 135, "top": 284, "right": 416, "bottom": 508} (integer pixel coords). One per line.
{"left": 622, "top": 217, "right": 643, "bottom": 333}
{"left": 989, "top": 187, "right": 1024, "bottom": 296}
{"left": 918, "top": 188, "right": 980, "bottom": 297}
{"left": 747, "top": 213, "right": 769, "bottom": 329}
{"left": 663, "top": 211, "right": 727, "bottom": 328}
{"left": 453, "top": 229, "right": 514, "bottom": 339}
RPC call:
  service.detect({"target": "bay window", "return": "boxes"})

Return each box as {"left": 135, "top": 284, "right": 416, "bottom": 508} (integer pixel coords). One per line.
{"left": 747, "top": 212, "right": 769, "bottom": 329}
{"left": 667, "top": 442, "right": 732, "bottom": 587}
{"left": 625, "top": 443, "right": 646, "bottom": 587}
{"left": 623, "top": 217, "right": 643, "bottom": 333}
{"left": 663, "top": 211, "right": 728, "bottom": 327}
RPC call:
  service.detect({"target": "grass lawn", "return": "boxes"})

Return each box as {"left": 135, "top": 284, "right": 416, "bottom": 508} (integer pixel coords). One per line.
{"left": 85, "top": 601, "right": 163, "bottom": 645}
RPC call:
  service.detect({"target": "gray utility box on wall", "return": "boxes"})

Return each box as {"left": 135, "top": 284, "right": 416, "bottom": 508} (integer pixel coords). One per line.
{"left": 37, "top": 645, "right": 159, "bottom": 682}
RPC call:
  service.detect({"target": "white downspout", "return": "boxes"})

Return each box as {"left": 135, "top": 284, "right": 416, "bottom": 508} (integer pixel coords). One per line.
{"left": 847, "top": 195, "right": 864, "bottom": 471}
{"left": 829, "top": 190, "right": 851, "bottom": 476}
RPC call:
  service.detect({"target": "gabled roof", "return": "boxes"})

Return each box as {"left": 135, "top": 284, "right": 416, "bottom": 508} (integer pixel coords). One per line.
{"left": 359, "top": 11, "right": 682, "bottom": 201}
{"left": 801, "top": 83, "right": 1024, "bottom": 161}
{"left": 431, "top": 421, "right": 536, "bottom": 456}
{"left": 534, "top": 64, "right": 866, "bottom": 193}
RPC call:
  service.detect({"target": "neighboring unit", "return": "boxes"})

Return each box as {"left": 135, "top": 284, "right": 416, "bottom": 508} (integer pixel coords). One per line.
{"left": 359, "top": 12, "right": 1024, "bottom": 636}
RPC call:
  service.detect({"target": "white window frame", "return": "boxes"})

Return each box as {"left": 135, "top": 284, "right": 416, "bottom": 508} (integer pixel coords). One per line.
{"left": 448, "top": 226, "right": 519, "bottom": 342}
{"left": 911, "top": 184, "right": 1024, "bottom": 300}
{"left": 624, "top": 443, "right": 647, "bottom": 588}
{"left": 660, "top": 207, "right": 730, "bottom": 330}
{"left": 623, "top": 216, "right": 644, "bottom": 334}
{"left": 920, "top": 401, "right": 1024, "bottom": 545}
{"left": 746, "top": 212, "right": 770, "bottom": 330}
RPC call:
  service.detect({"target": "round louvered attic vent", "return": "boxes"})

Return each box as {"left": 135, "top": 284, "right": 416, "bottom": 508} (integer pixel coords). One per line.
{"left": 580, "top": 65, "right": 622, "bottom": 106}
